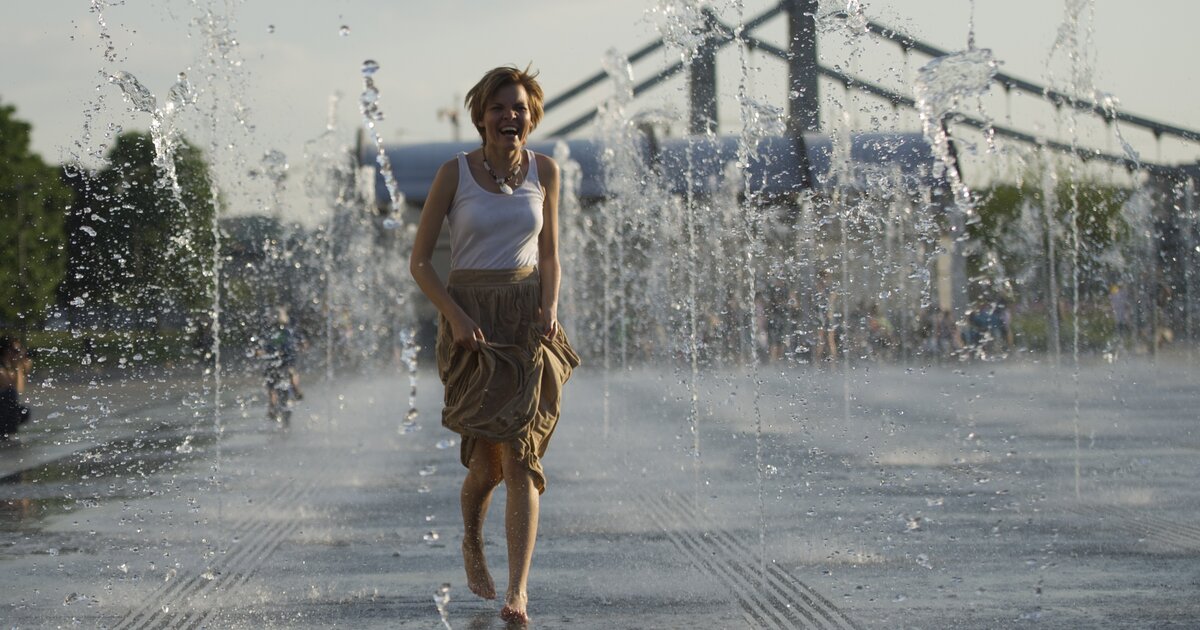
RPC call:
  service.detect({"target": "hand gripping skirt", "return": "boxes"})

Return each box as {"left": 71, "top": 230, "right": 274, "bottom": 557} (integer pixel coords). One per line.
{"left": 436, "top": 267, "right": 581, "bottom": 494}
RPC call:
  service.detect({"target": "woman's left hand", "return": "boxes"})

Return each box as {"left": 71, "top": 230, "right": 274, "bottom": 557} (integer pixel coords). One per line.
{"left": 539, "top": 305, "right": 559, "bottom": 339}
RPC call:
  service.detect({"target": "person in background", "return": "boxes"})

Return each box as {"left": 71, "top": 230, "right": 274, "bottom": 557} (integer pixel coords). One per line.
{"left": 0, "top": 336, "right": 33, "bottom": 438}
{"left": 262, "top": 307, "right": 305, "bottom": 412}
{"left": 409, "top": 65, "right": 580, "bottom": 624}
{"left": 1109, "top": 283, "right": 1131, "bottom": 347}
{"left": 936, "top": 309, "right": 962, "bottom": 358}
{"left": 811, "top": 268, "right": 839, "bottom": 364}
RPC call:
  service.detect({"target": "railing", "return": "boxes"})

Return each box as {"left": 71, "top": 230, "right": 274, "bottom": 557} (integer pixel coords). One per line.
{"left": 542, "top": 1, "right": 1199, "bottom": 176}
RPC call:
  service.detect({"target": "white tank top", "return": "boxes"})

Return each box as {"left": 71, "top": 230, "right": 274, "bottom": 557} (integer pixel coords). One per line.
{"left": 447, "top": 150, "right": 543, "bottom": 270}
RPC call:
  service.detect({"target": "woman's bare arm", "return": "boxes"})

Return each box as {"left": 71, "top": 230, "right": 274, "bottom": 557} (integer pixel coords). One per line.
{"left": 536, "top": 153, "right": 561, "bottom": 338}
{"left": 409, "top": 158, "right": 485, "bottom": 351}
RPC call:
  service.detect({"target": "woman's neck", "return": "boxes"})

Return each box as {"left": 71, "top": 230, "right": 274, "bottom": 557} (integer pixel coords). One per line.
{"left": 483, "top": 144, "right": 522, "bottom": 171}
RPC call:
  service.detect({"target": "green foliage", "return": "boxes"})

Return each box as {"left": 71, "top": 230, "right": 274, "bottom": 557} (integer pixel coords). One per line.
{"left": 0, "top": 102, "right": 72, "bottom": 328}
{"left": 970, "top": 173, "right": 1131, "bottom": 303}
{"left": 60, "top": 131, "right": 217, "bottom": 329}
{"left": 1010, "top": 308, "right": 1115, "bottom": 352}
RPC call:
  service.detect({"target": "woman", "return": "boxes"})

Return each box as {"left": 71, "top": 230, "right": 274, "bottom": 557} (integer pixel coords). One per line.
{"left": 0, "top": 336, "right": 33, "bottom": 438}
{"left": 409, "top": 65, "right": 579, "bottom": 624}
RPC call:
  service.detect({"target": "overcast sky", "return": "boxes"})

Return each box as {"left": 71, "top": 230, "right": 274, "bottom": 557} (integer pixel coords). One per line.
{"left": 2, "top": 0, "right": 1196, "bottom": 222}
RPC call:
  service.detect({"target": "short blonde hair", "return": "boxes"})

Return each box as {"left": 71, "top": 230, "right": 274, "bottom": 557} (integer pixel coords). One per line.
{"left": 464, "top": 65, "right": 545, "bottom": 143}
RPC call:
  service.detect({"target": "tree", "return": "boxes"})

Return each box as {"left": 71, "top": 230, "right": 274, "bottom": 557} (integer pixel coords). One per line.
{"left": 0, "top": 102, "right": 71, "bottom": 329}
{"left": 60, "top": 131, "right": 216, "bottom": 329}
{"left": 970, "top": 174, "right": 1131, "bottom": 303}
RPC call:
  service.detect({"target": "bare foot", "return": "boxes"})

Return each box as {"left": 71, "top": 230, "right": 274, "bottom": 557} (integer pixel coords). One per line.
{"left": 500, "top": 589, "right": 529, "bottom": 624}
{"left": 462, "top": 539, "right": 495, "bottom": 599}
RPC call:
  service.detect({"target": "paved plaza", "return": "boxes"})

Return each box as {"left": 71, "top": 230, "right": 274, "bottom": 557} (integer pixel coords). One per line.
{"left": 2, "top": 355, "right": 1199, "bottom": 628}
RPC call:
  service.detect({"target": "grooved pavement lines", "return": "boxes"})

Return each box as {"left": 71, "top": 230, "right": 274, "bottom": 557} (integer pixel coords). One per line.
{"left": 637, "top": 489, "right": 862, "bottom": 629}
{"left": 112, "top": 478, "right": 313, "bottom": 629}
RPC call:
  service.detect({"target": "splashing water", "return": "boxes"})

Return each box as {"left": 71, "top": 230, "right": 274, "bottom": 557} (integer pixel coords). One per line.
{"left": 815, "top": 0, "right": 870, "bottom": 40}
{"left": 261, "top": 149, "right": 288, "bottom": 184}
{"left": 434, "top": 583, "right": 452, "bottom": 629}
{"left": 259, "top": 149, "right": 289, "bottom": 215}
{"left": 357, "top": 59, "right": 405, "bottom": 226}
{"left": 914, "top": 48, "right": 997, "bottom": 210}
{"left": 398, "top": 328, "right": 421, "bottom": 434}
{"left": 107, "top": 70, "right": 196, "bottom": 200}
{"left": 108, "top": 71, "right": 156, "bottom": 113}
{"left": 355, "top": 59, "right": 422, "bottom": 420}
{"left": 1095, "top": 91, "right": 1142, "bottom": 169}
{"left": 601, "top": 48, "right": 635, "bottom": 103}
{"left": 646, "top": 0, "right": 709, "bottom": 63}
{"left": 90, "top": 0, "right": 119, "bottom": 63}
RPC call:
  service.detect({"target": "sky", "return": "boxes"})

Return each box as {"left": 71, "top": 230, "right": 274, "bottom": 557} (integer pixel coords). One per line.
{"left": 2, "top": 0, "right": 1197, "bottom": 223}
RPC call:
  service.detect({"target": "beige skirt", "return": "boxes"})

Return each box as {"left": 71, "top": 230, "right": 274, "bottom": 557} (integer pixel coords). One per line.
{"left": 436, "top": 267, "right": 580, "bottom": 494}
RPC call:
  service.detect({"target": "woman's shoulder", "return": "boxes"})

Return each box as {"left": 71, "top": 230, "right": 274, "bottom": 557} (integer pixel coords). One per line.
{"left": 433, "top": 154, "right": 466, "bottom": 183}
{"left": 442, "top": 152, "right": 468, "bottom": 171}
{"left": 531, "top": 152, "right": 559, "bottom": 178}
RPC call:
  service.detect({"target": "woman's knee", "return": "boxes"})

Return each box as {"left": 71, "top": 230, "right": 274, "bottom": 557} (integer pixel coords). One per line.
{"left": 500, "top": 445, "right": 535, "bottom": 487}
{"left": 466, "top": 444, "right": 504, "bottom": 488}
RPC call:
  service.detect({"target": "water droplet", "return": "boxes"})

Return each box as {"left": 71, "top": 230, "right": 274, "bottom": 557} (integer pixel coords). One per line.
{"left": 419, "top": 465, "right": 436, "bottom": 477}
{"left": 417, "top": 484, "right": 431, "bottom": 494}
{"left": 267, "top": 24, "right": 275, "bottom": 34}
{"left": 915, "top": 554, "right": 932, "bottom": 569}
{"left": 261, "top": 149, "right": 289, "bottom": 183}
{"left": 80, "top": 226, "right": 97, "bottom": 237}
{"left": 361, "top": 59, "right": 379, "bottom": 76}
{"left": 423, "top": 530, "right": 440, "bottom": 544}
{"left": 435, "top": 438, "right": 457, "bottom": 450}
{"left": 339, "top": 24, "right": 351, "bottom": 37}
{"left": 108, "top": 70, "right": 157, "bottom": 113}
{"left": 434, "top": 582, "right": 452, "bottom": 624}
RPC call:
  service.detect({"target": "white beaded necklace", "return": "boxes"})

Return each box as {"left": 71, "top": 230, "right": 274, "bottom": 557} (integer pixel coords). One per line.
{"left": 482, "top": 153, "right": 521, "bottom": 195}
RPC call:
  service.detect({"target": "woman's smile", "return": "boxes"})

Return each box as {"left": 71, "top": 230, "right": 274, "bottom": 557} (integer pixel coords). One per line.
{"left": 486, "top": 83, "right": 530, "bottom": 146}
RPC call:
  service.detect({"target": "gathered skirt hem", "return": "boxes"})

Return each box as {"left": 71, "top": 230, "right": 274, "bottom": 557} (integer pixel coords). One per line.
{"left": 435, "top": 267, "right": 580, "bottom": 493}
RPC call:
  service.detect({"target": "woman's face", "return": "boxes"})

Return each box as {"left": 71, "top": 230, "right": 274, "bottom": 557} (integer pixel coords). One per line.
{"left": 482, "top": 83, "right": 531, "bottom": 150}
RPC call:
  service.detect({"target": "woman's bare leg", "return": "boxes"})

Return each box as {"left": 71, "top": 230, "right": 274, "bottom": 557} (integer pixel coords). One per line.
{"left": 461, "top": 441, "right": 503, "bottom": 599}
{"left": 500, "top": 444, "right": 539, "bottom": 621}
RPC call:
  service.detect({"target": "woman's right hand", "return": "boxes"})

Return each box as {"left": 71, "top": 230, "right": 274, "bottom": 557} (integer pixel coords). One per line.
{"left": 450, "top": 312, "right": 486, "bottom": 352}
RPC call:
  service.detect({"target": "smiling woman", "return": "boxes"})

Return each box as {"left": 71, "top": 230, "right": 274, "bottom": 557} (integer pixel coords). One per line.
{"left": 407, "top": 65, "right": 580, "bottom": 625}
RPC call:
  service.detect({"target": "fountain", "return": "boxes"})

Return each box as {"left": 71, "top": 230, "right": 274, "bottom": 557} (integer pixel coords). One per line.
{"left": 1, "top": 0, "right": 1198, "bottom": 627}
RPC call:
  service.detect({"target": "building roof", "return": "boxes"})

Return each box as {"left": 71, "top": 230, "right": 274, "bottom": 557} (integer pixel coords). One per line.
{"left": 361, "top": 132, "right": 943, "bottom": 208}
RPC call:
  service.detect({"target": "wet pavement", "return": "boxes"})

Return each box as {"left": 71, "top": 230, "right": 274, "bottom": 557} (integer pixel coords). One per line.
{"left": 2, "top": 356, "right": 1200, "bottom": 628}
